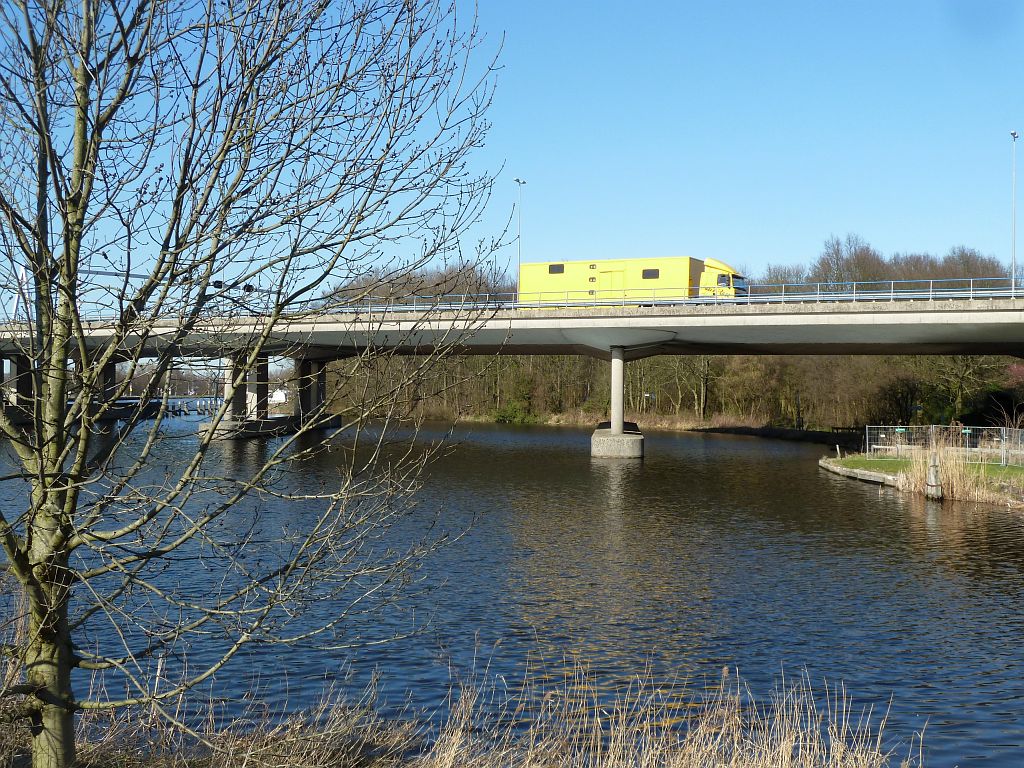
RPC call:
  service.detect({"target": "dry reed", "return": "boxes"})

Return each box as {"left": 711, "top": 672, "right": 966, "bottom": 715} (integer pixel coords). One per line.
{"left": 1, "top": 567, "right": 28, "bottom": 750}
{"left": 896, "top": 442, "right": 1005, "bottom": 505}
{"left": 0, "top": 666, "right": 922, "bottom": 768}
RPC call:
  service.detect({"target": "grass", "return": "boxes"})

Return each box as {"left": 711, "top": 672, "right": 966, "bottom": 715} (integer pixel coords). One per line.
{"left": 835, "top": 450, "right": 1024, "bottom": 505}
{"left": 0, "top": 668, "right": 922, "bottom": 768}
{"left": 835, "top": 457, "right": 909, "bottom": 475}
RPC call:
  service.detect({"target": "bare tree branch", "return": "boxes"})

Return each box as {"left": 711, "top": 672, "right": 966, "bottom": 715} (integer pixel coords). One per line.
{"left": 0, "top": 2, "right": 497, "bottom": 766}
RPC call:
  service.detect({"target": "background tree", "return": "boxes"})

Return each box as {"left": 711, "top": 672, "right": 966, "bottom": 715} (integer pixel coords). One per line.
{"left": 390, "top": 235, "right": 1017, "bottom": 432}
{"left": 0, "top": 1, "right": 495, "bottom": 766}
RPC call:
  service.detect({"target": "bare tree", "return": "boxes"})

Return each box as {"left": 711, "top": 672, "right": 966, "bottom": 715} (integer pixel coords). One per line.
{"left": 0, "top": 1, "right": 496, "bottom": 766}
{"left": 808, "top": 234, "right": 889, "bottom": 286}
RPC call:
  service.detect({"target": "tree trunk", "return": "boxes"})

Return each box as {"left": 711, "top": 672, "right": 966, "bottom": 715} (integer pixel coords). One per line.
{"left": 699, "top": 357, "right": 710, "bottom": 421}
{"left": 27, "top": 594, "right": 75, "bottom": 768}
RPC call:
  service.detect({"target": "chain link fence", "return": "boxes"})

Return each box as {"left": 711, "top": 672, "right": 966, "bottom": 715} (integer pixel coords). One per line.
{"left": 865, "top": 425, "right": 1024, "bottom": 467}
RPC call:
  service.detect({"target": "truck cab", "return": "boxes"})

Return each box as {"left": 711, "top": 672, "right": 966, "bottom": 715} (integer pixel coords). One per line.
{"left": 699, "top": 258, "right": 747, "bottom": 298}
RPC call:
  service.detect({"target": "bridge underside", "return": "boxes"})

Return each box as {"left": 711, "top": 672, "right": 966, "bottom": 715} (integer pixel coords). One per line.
{"left": 353, "top": 339, "right": 1024, "bottom": 361}
{"left": 161, "top": 299, "right": 1024, "bottom": 362}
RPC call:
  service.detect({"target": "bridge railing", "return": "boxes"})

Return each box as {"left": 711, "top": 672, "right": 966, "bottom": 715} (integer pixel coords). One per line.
{"left": 327, "top": 275, "right": 1017, "bottom": 314}
{"left": 1, "top": 274, "right": 1018, "bottom": 322}
{"left": 865, "top": 424, "right": 1024, "bottom": 468}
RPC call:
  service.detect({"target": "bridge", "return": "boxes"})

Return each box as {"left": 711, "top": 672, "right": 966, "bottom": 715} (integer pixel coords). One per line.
{"left": 3, "top": 277, "right": 1024, "bottom": 456}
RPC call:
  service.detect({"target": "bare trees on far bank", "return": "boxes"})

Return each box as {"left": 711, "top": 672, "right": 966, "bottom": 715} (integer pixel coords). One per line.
{"left": 357, "top": 236, "right": 1017, "bottom": 429}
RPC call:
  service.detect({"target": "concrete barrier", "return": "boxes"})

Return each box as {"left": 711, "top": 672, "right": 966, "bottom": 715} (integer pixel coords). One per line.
{"left": 818, "top": 457, "right": 898, "bottom": 487}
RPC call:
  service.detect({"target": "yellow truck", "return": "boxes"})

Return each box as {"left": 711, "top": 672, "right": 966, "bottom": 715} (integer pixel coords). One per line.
{"left": 517, "top": 256, "right": 747, "bottom": 304}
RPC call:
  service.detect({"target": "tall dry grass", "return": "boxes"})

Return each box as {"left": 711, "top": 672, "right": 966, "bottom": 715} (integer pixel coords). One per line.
{"left": 896, "top": 444, "right": 1004, "bottom": 505}
{"left": 1, "top": 568, "right": 27, "bottom": 743}
{"left": 0, "top": 667, "right": 922, "bottom": 768}
{"left": 418, "top": 668, "right": 918, "bottom": 768}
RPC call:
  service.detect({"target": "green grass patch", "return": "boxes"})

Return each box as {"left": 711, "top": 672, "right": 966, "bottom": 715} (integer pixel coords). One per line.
{"left": 980, "top": 463, "right": 1024, "bottom": 484}
{"left": 835, "top": 456, "right": 908, "bottom": 474}
{"left": 838, "top": 454, "right": 1024, "bottom": 486}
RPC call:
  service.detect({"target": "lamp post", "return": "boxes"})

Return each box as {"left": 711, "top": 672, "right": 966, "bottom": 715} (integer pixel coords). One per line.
{"left": 514, "top": 177, "right": 526, "bottom": 297}
{"left": 1013, "top": 132, "right": 1019, "bottom": 298}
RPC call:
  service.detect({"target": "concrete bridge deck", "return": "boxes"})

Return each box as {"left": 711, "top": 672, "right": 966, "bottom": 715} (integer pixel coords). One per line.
{"left": 36, "top": 295, "right": 1024, "bottom": 360}
{"left": 4, "top": 293, "right": 1024, "bottom": 454}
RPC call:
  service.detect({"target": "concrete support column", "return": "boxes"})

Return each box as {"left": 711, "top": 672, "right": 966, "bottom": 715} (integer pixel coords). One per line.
{"left": 0, "top": 359, "right": 9, "bottom": 407}
{"left": 100, "top": 361, "right": 117, "bottom": 401}
{"left": 591, "top": 346, "right": 643, "bottom": 459}
{"left": 295, "top": 359, "right": 313, "bottom": 417}
{"left": 254, "top": 356, "right": 269, "bottom": 419}
{"left": 295, "top": 359, "right": 328, "bottom": 416}
{"left": 13, "top": 355, "right": 32, "bottom": 407}
{"left": 225, "top": 356, "right": 247, "bottom": 420}
{"left": 610, "top": 346, "right": 625, "bottom": 436}
{"left": 315, "top": 361, "right": 328, "bottom": 409}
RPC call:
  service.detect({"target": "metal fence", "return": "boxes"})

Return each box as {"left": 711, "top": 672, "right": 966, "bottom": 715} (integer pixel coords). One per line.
{"left": 865, "top": 425, "right": 1024, "bottom": 467}
{"left": 1, "top": 273, "right": 1021, "bottom": 323}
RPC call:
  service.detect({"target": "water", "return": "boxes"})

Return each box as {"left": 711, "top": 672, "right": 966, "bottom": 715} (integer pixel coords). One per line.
{"left": 9, "top": 418, "right": 1024, "bottom": 765}
{"left": 252, "top": 422, "right": 1024, "bottom": 766}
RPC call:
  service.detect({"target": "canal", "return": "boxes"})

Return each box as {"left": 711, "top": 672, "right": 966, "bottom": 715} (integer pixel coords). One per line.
{"left": 11, "top": 418, "right": 1024, "bottom": 766}
{"left": 223, "top": 420, "right": 1024, "bottom": 767}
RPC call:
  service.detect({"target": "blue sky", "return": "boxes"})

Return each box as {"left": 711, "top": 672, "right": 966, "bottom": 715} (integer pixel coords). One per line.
{"left": 473, "top": 0, "right": 1023, "bottom": 278}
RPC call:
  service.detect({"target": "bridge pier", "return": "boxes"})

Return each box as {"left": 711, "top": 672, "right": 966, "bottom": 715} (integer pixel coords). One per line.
{"left": 0, "top": 355, "right": 34, "bottom": 418}
{"left": 100, "top": 361, "right": 117, "bottom": 401}
{"left": 295, "top": 359, "right": 327, "bottom": 417}
{"left": 591, "top": 346, "right": 644, "bottom": 458}
{"left": 12, "top": 354, "right": 33, "bottom": 408}
{"left": 203, "top": 354, "right": 279, "bottom": 438}
{"left": 204, "top": 355, "right": 337, "bottom": 439}
{"left": 225, "top": 355, "right": 248, "bottom": 420}
{"left": 253, "top": 355, "right": 269, "bottom": 420}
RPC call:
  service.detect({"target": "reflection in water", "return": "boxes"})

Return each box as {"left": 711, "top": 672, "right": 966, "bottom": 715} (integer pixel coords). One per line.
{"left": 411, "top": 425, "right": 1024, "bottom": 768}
{"left": 590, "top": 456, "right": 643, "bottom": 508}
{"left": 9, "top": 419, "right": 1024, "bottom": 767}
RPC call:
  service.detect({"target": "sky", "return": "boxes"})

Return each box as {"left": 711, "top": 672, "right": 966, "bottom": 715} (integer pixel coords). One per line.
{"left": 471, "top": 0, "right": 1024, "bottom": 279}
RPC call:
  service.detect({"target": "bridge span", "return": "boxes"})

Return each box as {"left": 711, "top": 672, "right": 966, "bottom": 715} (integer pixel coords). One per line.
{"left": 4, "top": 293, "right": 1024, "bottom": 457}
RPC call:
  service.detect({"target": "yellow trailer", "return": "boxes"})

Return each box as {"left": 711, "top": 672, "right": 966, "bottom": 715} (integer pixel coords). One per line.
{"left": 517, "top": 256, "right": 747, "bottom": 304}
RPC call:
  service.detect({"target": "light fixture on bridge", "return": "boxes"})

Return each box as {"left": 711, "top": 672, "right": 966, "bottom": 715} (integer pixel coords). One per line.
{"left": 514, "top": 177, "right": 526, "bottom": 298}
{"left": 1012, "top": 131, "right": 1019, "bottom": 299}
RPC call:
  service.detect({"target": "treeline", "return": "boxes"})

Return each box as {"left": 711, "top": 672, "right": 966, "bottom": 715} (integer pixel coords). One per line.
{"left": 758, "top": 234, "right": 1006, "bottom": 286}
{"left": 329, "top": 236, "right": 1022, "bottom": 430}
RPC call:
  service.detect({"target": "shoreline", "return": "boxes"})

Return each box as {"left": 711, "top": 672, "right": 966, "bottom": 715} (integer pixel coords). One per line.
{"left": 818, "top": 456, "right": 899, "bottom": 487}
{"left": 818, "top": 454, "right": 1024, "bottom": 508}
{"left": 454, "top": 412, "right": 865, "bottom": 449}
{"left": 451, "top": 413, "right": 1024, "bottom": 507}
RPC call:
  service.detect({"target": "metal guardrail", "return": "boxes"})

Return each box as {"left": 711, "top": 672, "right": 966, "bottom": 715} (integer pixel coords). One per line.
{"left": 866, "top": 425, "right": 1024, "bottom": 467}
{"left": 2, "top": 275, "right": 1020, "bottom": 322}
{"left": 328, "top": 276, "right": 1019, "bottom": 314}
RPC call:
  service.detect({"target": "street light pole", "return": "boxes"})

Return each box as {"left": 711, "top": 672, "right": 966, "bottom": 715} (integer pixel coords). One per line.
{"left": 514, "top": 177, "right": 526, "bottom": 297}
{"left": 1013, "top": 132, "right": 1019, "bottom": 298}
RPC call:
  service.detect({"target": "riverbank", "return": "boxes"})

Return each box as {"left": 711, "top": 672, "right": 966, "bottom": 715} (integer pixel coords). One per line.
{"left": 0, "top": 672, "right": 920, "bottom": 768}
{"left": 458, "top": 410, "right": 865, "bottom": 449}
{"left": 820, "top": 453, "right": 1024, "bottom": 507}
{"left": 819, "top": 456, "right": 899, "bottom": 487}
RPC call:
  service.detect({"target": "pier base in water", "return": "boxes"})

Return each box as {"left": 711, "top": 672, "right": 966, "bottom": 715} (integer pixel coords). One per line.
{"left": 201, "top": 414, "right": 342, "bottom": 440}
{"left": 591, "top": 424, "right": 644, "bottom": 458}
